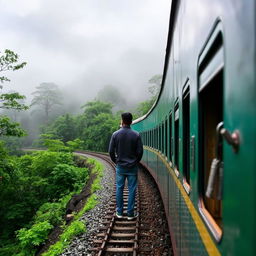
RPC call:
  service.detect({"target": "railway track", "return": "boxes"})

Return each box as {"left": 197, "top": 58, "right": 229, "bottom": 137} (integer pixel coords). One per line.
{"left": 77, "top": 151, "right": 172, "bottom": 255}
{"left": 77, "top": 151, "right": 140, "bottom": 255}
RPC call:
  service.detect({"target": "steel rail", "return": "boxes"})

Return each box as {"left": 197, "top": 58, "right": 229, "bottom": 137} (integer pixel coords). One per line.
{"left": 81, "top": 151, "right": 140, "bottom": 255}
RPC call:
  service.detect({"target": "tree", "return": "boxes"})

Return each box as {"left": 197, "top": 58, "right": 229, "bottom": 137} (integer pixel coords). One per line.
{"left": 96, "top": 85, "right": 127, "bottom": 111}
{"left": 0, "top": 49, "right": 26, "bottom": 84}
{"left": 78, "top": 100, "right": 118, "bottom": 151}
{"left": 136, "top": 74, "right": 162, "bottom": 116}
{"left": 148, "top": 74, "right": 162, "bottom": 96}
{"left": 31, "top": 83, "right": 62, "bottom": 124}
{"left": 81, "top": 100, "right": 113, "bottom": 119}
{"left": 0, "top": 49, "right": 28, "bottom": 137}
{"left": 42, "top": 113, "right": 77, "bottom": 143}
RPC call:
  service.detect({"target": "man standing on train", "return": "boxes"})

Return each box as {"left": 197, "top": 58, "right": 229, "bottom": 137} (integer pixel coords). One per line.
{"left": 108, "top": 112, "right": 143, "bottom": 220}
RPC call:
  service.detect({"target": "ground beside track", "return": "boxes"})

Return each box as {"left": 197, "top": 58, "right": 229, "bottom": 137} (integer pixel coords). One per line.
{"left": 61, "top": 154, "right": 172, "bottom": 255}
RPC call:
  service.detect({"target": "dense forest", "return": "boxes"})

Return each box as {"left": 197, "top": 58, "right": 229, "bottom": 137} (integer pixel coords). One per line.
{"left": 0, "top": 49, "right": 161, "bottom": 256}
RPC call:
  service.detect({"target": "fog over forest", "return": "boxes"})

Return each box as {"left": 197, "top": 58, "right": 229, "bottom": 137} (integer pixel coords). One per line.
{"left": 0, "top": 0, "right": 171, "bottom": 146}
{"left": 0, "top": 2, "right": 172, "bottom": 251}
{"left": 0, "top": 0, "right": 170, "bottom": 108}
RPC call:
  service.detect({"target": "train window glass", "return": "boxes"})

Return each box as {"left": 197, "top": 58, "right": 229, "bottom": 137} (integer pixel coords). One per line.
{"left": 150, "top": 130, "right": 153, "bottom": 148}
{"left": 183, "top": 86, "right": 190, "bottom": 185}
{"left": 158, "top": 125, "right": 162, "bottom": 151}
{"left": 154, "top": 128, "right": 157, "bottom": 148}
{"left": 199, "top": 70, "right": 223, "bottom": 237}
{"left": 169, "top": 113, "right": 172, "bottom": 161}
{"left": 198, "top": 27, "right": 224, "bottom": 241}
{"left": 161, "top": 122, "right": 164, "bottom": 153}
{"left": 156, "top": 127, "right": 159, "bottom": 150}
{"left": 150, "top": 130, "right": 152, "bottom": 147}
{"left": 174, "top": 106, "right": 179, "bottom": 172}
{"left": 148, "top": 130, "right": 150, "bottom": 147}
{"left": 165, "top": 119, "right": 168, "bottom": 157}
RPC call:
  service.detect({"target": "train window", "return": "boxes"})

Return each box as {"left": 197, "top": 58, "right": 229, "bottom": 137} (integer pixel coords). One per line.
{"left": 151, "top": 129, "right": 153, "bottom": 148}
{"left": 198, "top": 27, "right": 224, "bottom": 241}
{"left": 169, "top": 113, "right": 173, "bottom": 161}
{"left": 150, "top": 129, "right": 152, "bottom": 147}
{"left": 154, "top": 128, "right": 157, "bottom": 148}
{"left": 162, "top": 122, "right": 164, "bottom": 153}
{"left": 199, "top": 71, "right": 223, "bottom": 234}
{"left": 148, "top": 130, "right": 150, "bottom": 147}
{"left": 156, "top": 126, "right": 159, "bottom": 150}
{"left": 174, "top": 104, "right": 179, "bottom": 175}
{"left": 165, "top": 119, "right": 168, "bottom": 157}
{"left": 182, "top": 85, "right": 190, "bottom": 187}
{"left": 158, "top": 125, "right": 161, "bottom": 151}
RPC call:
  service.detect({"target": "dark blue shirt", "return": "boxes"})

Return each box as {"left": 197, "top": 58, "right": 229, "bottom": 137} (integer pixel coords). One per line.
{"left": 108, "top": 126, "right": 143, "bottom": 169}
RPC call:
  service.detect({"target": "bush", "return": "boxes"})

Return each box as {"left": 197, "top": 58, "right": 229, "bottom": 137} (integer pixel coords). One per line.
{"left": 34, "top": 202, "right": 64, "bottom": 226}
{"left": 48, "top": 164, "right": 88, "bottom": 197}
{"left": 16, "top": 221, "right": 53, "bottom": 255}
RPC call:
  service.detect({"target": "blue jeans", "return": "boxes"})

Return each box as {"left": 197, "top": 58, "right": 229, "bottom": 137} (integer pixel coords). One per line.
{"left": 116, "top": 165, "right": 138, "bottom": 215}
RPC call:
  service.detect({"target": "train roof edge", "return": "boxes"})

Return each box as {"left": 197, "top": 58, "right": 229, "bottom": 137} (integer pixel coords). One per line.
{"left": 132, "top": 0, "right": 178, "bottom": 125}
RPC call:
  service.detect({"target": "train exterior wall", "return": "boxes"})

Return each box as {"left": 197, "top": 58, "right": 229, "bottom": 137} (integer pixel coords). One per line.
{"left": 132, "top": 0, "right": 256, "bottom": 255}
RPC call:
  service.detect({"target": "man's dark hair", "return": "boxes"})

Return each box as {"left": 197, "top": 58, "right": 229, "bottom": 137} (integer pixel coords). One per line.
{"left": 121, "top": 112, "right": 133, "bottom": 125}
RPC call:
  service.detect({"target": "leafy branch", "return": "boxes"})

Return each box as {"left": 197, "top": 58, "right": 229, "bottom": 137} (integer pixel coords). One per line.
{"left": 0, "top": 49, "right": 27, "bottom": 84}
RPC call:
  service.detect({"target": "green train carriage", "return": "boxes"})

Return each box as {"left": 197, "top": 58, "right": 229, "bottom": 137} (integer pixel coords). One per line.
{"left": 132, "top": 0, "right": 256, "bottom": 255}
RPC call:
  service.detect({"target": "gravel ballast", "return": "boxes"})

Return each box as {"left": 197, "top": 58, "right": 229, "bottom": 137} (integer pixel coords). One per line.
{"left": 61, "top": 157, "right": 115, "bottom": 256}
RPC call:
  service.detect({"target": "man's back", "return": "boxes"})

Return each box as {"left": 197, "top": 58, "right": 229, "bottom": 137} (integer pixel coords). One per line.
{"left": 109, "top": 126, "right": 143, "bottom": 168}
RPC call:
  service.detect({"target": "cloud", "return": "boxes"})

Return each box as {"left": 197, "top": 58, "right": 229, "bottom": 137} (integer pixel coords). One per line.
{"left": 0, "top": 0, "right": 170, "bottom": 105}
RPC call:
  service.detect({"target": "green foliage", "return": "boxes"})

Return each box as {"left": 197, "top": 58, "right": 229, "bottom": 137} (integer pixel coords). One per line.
{"left": 0, "top": 49, "right": 28, "bottom": 138}
{"left": 42, "top": 139, "right": 70, "bottom": 152}
{"left": 42, "top": 221, "right": 85, "bottom": 256}
{"left": 0, "top": 147, "right": 90, "bottom": 253}
{"left": 41, "top": 100, "right": 119, "bottom": 152}
{"left": 0, "top": 92, "right": 28, "bottom": 111}
{"left": 81, "top": 100, "right": 113, "bottom": 118}
{"left": 42, "top": 158, "right": 103, "bottom": 256}
{"left": 44, "top": 114, "right": 77, "bottom": 143}
{"left": 49, "top": 164, "right": 89, "bottom": 197}
{"left": 76, "top": 101, "right": 119, "bottom": 152}
{"left": 0, "top": 49, "right": 27, "bottom": 83}
{"left": 34, "top": 202, "right": 64, "bottom": 226}
{"left": 30, "top": 151, "right": 74, "bottom": 177}
{"left": 136, "top": 98, "right": 155, "bottom": 116}
{"left": 17, "top": 221, "right": 53, "bottom": 250}
{"left": 82, "top": 112, "right": 118, "bottom": 151}
{"left": 66, "top": 138, "right": 84, "bottom": 151}
{"left": 0, "top": 136, "right": 24, "bottom": 155}
{"left": 0, "top": 115, "right": 26, "bottom": 137}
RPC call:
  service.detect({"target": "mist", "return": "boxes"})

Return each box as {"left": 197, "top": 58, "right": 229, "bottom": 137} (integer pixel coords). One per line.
{"left": 0, "top": 0, "right": 170, "bottom": 106}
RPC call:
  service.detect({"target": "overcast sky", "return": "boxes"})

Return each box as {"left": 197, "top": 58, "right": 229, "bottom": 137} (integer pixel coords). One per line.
{"left": 0, "top": 0, "right": 171, "bottom": 104}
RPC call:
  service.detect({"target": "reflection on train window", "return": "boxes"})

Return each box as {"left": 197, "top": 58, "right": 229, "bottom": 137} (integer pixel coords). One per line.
{"left": 149, "top": 130, "right": 151, "bottom": 147}
{"left": 156, "top": 128, "right": 158, "bottom": 149}
{"left": 162, "top": 122, "right": 164, "bottom": 153}
{"left": 150, "top": 130, "right": 152, "bottom": 147}
{"left": 174, "top": 105, "right": 179, "bottom": 170}
{"left": 199, "top": 70, "right": 223, "bottom": 232}
{"left": 165, "top": 119, "right": 168, "bottom": 157}
{"left": 169, "top": 113, "right": 172, "bottom": 161}
{"left": 183, "top": 86, "right": 190, "bottom": 184}
{"left": 159, "top": 125, "right": 161, "bottom": 151}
